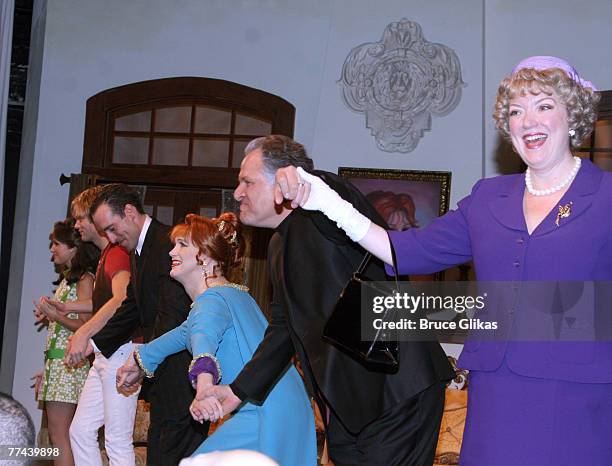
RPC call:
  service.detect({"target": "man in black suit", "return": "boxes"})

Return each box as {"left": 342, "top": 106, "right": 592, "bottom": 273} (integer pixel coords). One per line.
{"left": 89, "top": 184, "right": 207, "bottom": 466}
{"left": 206, "top": 136, "right": 454, "bottom": 466}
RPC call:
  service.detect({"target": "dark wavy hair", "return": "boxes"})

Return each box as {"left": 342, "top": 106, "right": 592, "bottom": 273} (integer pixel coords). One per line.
{"left": 89, "top": 183, "right": 145, "bottom": 218}
{"left": 50, "top": 218, "right": 100, "bottom": 285}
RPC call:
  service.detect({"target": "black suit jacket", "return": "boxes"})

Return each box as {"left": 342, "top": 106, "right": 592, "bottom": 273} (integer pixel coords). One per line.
{"left": 232, "top": 172, "right": 454, "bottom": 433}
{"left": 93, "top": 218, "right": 193, "bottom": 417}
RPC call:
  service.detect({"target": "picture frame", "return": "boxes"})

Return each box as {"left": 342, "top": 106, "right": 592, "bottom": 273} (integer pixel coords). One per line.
{"left": 339, "top": 167, "right": 469, "bottom": 343}
{"left": 338, "top": 167, "right": 452, "bottom": 230}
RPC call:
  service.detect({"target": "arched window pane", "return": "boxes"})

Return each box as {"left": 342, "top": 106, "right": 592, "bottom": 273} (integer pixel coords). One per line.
{"left": 221, "top": 189, "right": 240, "bottom": 214}
{"left": 594, "top": 120, "right": 612, "bottom": 148}
{"left": 235, "top": 112, "right": 272, "bottom": 135}
{"left": 592, "top": 120, "right": 612, "bottom": 171}
{"left": 232, "top": 140, "right": 250, "bottom": 168}
{"left": 143, "top": 204, "right": 154, "bottom": 216}
{"left": 156, "top": 206, "right": 174, "bottom": 225}
{"left": 199, "top": 206, "right": 218, "bottom": 218}
{"left": 115, "top": 111, "right": 151, "bottom": 132}
{"left": 193, "top": 139, "right": 229, "bottom": 167}
{"left": 195, "top": 106, "right": 232, "bottom": 134}
{"left": 113, "top": 137, "right": 149, "bottom": 164}
{"left": 155, "top": 107, "right": 192, "bottom": 133}
{"left": 152, "top": 138, "right": 189, "bottom": 165}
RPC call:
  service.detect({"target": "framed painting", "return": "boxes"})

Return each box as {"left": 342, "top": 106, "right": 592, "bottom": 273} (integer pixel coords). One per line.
{"left": 338, "top": 167, "right": 452, "bottom": 231}
{"left": 339, "top": 167, "right": 471, "bottom": 343}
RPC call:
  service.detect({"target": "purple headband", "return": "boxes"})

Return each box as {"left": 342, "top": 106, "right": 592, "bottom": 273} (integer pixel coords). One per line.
{"left": 512, "top": 56, "right": 597, "bottom": 91}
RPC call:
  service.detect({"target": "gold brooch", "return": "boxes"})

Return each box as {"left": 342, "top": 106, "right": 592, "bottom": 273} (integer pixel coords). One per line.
{"left": 555, "top": 202, "right": 572, "bottom": 227}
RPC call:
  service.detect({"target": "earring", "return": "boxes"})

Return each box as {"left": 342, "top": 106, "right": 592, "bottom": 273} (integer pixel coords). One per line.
{"left": 201, "top": 261, "right": 209, "bottom": 279}
{"left": 569, "top": 129, "right": 576, "bottom": 137}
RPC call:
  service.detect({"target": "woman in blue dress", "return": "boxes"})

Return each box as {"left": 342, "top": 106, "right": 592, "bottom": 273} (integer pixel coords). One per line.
{"left": 117, "top": 213, "right": 316, "bottom": 466}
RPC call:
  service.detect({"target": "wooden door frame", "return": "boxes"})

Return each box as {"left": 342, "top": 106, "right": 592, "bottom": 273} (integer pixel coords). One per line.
{"left": 82, "top": 77, "right": 295, "bottom": 188}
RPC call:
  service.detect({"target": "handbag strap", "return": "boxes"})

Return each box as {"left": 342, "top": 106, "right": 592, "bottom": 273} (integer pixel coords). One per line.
{"left": 355, "top": 252, "right": 373, "bottom": 275}
{"left": 356, "top": 243, "right": 400, "bottom": 288}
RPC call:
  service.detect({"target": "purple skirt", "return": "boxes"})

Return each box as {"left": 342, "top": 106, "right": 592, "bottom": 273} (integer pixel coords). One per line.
{"left": 460, "top": 361, "right": 612, "bottom": 465}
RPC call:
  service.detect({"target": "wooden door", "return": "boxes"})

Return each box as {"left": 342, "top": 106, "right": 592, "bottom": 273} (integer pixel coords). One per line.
{"left": 74, "top": 77, "right": 296, "bottom": 316}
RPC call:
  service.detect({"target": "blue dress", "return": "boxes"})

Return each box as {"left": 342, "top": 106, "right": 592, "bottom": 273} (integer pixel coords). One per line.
{"left": 137, "top": 285, "right": 316, "bottom": 466}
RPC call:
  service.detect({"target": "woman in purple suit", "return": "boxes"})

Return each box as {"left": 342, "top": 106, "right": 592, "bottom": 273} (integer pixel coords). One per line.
{"left": 275, "top": 56, "right": 611, "bottom": 465}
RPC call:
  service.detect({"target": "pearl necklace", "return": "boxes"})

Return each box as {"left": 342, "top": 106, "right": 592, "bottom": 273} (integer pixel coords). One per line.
{"left": 525, "top": 156, "right": 581, "bottom": 197}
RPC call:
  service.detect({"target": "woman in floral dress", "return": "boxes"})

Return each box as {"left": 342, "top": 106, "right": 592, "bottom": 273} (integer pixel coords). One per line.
{"left": 34, "top": 219, "right": 99, "bottom": 466}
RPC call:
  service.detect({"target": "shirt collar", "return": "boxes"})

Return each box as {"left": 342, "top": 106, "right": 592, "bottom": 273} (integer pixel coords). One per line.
{"left": 136, "top": 215, "right": 152, "bottom": 255}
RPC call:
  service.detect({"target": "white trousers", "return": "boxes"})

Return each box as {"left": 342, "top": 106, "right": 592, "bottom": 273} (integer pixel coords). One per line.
{"left": 70, "top": 342, "right": 140, "bottom": 466}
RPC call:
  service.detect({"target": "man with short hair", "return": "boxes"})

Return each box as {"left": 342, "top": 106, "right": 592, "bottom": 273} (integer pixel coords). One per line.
{"left": 85, "top": 184, "right": 207, "bottom": 466}
{"left": 66, "top": 186, "right": 135, "bottom": 466}
{"left": 71, "top": 186, "right": 108, "bottom": 251}
{"left": 207, "top": 135, "right": 454, "bottom": 465}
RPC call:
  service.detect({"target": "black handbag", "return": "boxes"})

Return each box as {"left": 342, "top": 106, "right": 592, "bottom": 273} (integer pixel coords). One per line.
{"left": 323, "top": 252, "right": 400, "bottom": 373}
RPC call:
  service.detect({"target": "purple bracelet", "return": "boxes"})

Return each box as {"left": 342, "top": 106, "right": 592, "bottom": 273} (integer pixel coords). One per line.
{"left": 188, "top": 355, "right": 221, "bottom": 388}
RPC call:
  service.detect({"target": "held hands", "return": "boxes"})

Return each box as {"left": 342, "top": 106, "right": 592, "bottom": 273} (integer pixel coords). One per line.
{"left": 189, "top": 377, "right": 241, "bottom": 423}
{"left": 190, "top": 396, "right": 223, "bottom": 424}
{"left": 33, "top": 298, "right": 49, "bottom": 325}
{"left": 274, "top": 166, "right": 344, "bottom": 212}
{"left": 202, "top": 385, "right": 241, "bottom": 419}
{"left": 274, "top": 166, "right": 312, "bottom": 208}
{"left": 190, "top": 373, "right": 223, "bottom": 423}
{"left": 39, "top": 299, "right": 60, "bottom": 322}
{"left": 116, "top": 351, "right": 144, "bottom": 395}
{"left": 42, "top": 297, "right": 70, "bottom": 315}
{"left": 33, "top": 297, "right": 66, "bottom": 324}
{"left": 274, "top": 166, "right": 371, "bottom": 242}
{"left": 64, "top": 331, "right": 93, "bottom": 367}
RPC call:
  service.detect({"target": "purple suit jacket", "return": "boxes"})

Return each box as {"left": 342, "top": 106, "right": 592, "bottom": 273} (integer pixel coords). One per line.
{"left": 388, "top": 159, "right": 612, "bottom": 382}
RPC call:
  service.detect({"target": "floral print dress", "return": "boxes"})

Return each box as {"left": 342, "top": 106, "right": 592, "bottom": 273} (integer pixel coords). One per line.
{"left": 37, "top": 277, "right": 90, "bottom": 404}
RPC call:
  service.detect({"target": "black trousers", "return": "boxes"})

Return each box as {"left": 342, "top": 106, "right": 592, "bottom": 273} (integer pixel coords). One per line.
{"left": 326, "top": 381, "right": 446, "bottom": 466}
{"left": 146, "top": 352, "right": 208, "bottom": 465}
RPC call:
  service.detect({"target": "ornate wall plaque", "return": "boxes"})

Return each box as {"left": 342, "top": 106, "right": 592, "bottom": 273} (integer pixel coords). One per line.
{"left": 340, "top": 19, "right": 464, "bottom": 153}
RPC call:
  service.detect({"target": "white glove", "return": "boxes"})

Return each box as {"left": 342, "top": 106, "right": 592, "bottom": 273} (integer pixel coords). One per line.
{"left": 296, "top": 167, "right": 371, "bottom": 242}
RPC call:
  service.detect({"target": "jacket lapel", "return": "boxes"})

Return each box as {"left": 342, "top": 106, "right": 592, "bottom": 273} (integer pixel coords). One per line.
{"left": 135, "top": 220, "right": 156, "bottom": 297}
{"left": 486, "top": 159, "right": 602, "bottom": 236}
{"left": 129, "top": 251, "right": 141, "bottom": 308}
{"left": 487, "top": 174, "right": 527, "bottom": 232}
{"left": 531, "top": 159, "right": 602, "bottom": 237}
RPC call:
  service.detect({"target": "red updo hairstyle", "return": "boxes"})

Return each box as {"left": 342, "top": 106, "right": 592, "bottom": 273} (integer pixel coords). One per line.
{"left": 170, "top": 212, "right": 245, "bottom": 278}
